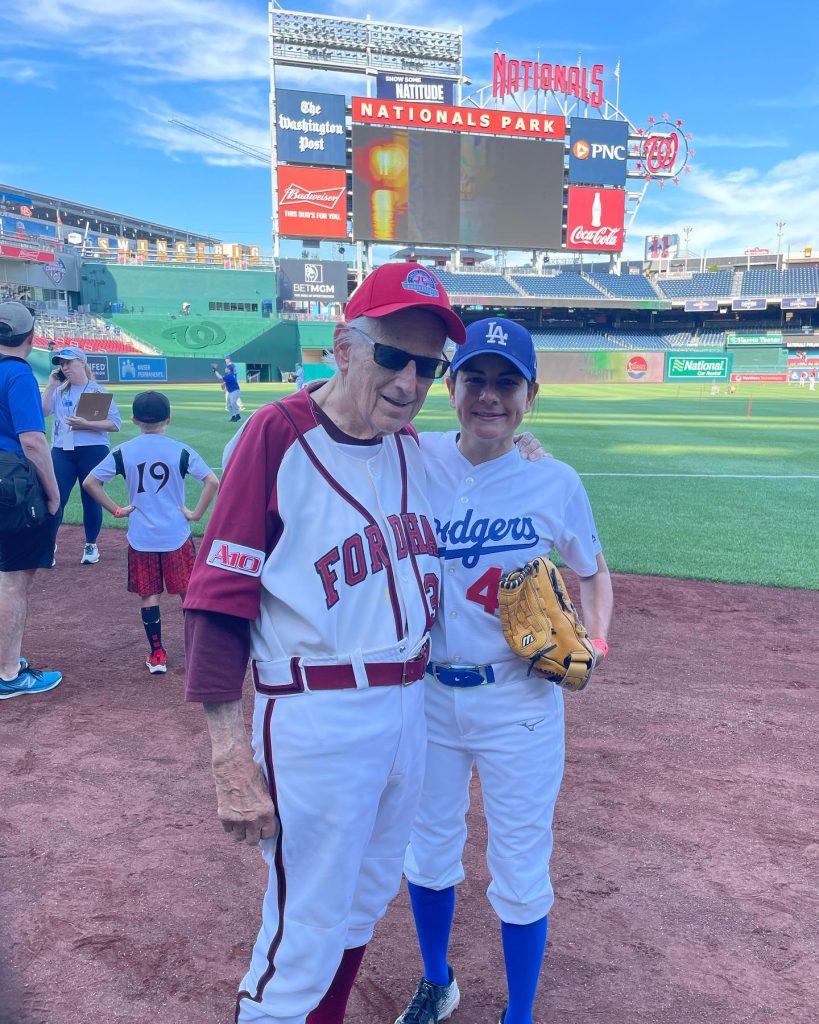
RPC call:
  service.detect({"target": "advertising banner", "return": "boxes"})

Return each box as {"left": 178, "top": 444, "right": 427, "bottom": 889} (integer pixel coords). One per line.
{"left": 275, "top": 89, "right": 347, "bottom": 167}
{"left": 731, "top": 372, "right": 787, "bottom": 382}
{"left": 644, "top": 234, "right": 680, "bottom": 260}
{"left": 352, "top": 125, "right": 563, "bottom": 248}
{"left": 568, "top": 117, "right": 628, "bottom": 186}
{"left": 665, "top": 352, "right": 732, "bottom": 381}
{"left": 118, "top": 356, "right": 168, "bottom": 383}
{"left": 352, "top": 97, "right": 565, "bottom": 139}
{"left": 726, "top": 333, "right": 782, "bottom": 345}
{"left": 278, "top": 259, "right": 348, "bottom": 302}
{"left": 683, "top": 299, "right": 719, "bottom": 313}
{"left": 537, "top": 350, "right": 665, "bottom": 384}
{"left": 376, "top": 73, "right": 455, "bottom": 105}
{"left": 88, "top": 356, "right": 109, "bottom": 382}
{"left": 731, "top": 298, "right": 767, "bottom": 311}
{"left": 781, "top": 296, "right": 818, "bottom": 309}
{"left": 0, "top": 243, "right": 56, "bottom": 264}
{"left": 278, "top": 167, "right": 348, "bottom": 239}
{"left": 565, "top": 186, "right": 625, "bottom": 251}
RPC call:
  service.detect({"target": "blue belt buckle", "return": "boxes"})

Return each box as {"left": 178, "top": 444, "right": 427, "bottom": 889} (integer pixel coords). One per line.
{"left": 432, "top": 663, "right": 495, "bottom": 688}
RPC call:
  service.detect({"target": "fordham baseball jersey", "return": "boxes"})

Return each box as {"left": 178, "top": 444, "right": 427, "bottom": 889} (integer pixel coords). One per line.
{"left": 91, "top": 434, "right": 212, "bottom": 552}
{"left": 184, "top": 389, "right": 439, "bottom": 686}
{"left": 420, "top": 431, "right": 601, "bottom": 668}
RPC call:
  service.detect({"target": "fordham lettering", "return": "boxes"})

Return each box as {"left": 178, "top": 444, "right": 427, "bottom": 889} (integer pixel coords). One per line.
{"left": 313, "top": 516, "right": 438, "bottom": 604}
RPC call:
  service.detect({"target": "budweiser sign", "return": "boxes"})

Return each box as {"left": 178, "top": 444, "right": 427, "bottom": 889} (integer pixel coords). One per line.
{"left": 280, "top": 184, "right": 346, "bottom": 209}
{"left": 277, "top": 167, "right": 348, "bottom": 240}
{"left": 566, "top": 186, "right": 625, "bottom": 252}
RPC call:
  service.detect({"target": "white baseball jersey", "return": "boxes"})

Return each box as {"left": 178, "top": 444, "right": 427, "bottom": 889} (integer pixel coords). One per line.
{"left": 404, "top": 431, "right": 603, "bottom": 926}
{"left": 184, "top": 389, "right": 439, "bottom": 1022}
{"left": 420, "top": 431, "right": 601, "bottom": 668}
{"left": 48, "top": 381, "right": 122, "bottom": 449}
{"left": 91, "top": 434, "right": 212, "bottom": 551}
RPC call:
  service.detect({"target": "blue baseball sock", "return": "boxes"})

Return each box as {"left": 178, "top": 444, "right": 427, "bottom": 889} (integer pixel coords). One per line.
{"left": 501, "top": 916, "right": 548, "bottom": 1024}
{"left": 407, "top": 882, "right": 455, "bottom": 986}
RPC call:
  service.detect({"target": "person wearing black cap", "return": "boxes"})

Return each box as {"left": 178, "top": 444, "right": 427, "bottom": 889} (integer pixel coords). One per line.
{"left": 0, "top": 301, "right": 63, "bottom": 699}
{"left": 82, "top": 391, "right": 218, "bottom": 675}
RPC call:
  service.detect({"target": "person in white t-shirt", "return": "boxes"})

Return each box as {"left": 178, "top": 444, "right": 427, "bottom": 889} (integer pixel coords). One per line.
{"left": 83, "top": 391, "right": 219, "bottom": 675}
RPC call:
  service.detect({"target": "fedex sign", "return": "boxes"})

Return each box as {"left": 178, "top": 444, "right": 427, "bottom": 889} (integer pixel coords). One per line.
{"left": 568, "top": 117, "right": 629, "bottom": 187}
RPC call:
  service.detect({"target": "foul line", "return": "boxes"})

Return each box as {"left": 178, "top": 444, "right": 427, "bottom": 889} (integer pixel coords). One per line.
{"left": 581, "top": 472, "right": 819, "bottom": 479}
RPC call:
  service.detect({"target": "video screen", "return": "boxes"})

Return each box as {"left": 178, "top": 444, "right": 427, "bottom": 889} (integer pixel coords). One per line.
{"left": 352, "top": 125, "right": 564, "bottom": 249}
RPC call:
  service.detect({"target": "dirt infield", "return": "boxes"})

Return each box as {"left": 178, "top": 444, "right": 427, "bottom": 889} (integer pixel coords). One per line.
{"left": 1, "top": 525, "right": 816, "bottom": 1024}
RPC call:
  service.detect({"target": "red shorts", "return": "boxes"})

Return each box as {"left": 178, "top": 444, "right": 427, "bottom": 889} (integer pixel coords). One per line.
{"left": 128, "top": 538, "right": 196, "bottom": 598}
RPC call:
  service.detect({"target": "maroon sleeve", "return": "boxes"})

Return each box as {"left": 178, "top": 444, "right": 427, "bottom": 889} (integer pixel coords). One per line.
{"left": 184, "top": 610, "right": 250, "bottom": 703}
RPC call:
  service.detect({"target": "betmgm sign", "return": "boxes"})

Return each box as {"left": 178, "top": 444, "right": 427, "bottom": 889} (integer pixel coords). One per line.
{"left": 278, "top": 259, "right": 348, "bottom": 303}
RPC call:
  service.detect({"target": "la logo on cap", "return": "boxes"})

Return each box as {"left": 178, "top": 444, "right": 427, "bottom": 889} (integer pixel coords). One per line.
{"left": 485, "top": 321, "right": 509, "bottom": 346}
{"left": 402, "top": 268, "right": 440, "bottom": 298}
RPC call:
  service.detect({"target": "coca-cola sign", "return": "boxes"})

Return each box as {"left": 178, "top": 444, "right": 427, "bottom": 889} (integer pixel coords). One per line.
{"left": 566, "top": 186, "right": 624, "bottom": 252}
{"left": 277, "top": 167, "right": 348, "bottom": 239}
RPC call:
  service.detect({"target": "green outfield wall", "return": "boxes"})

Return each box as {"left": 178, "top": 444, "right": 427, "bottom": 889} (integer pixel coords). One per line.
{"left": 536, "top": 350, "right": 666, "bottom": 384}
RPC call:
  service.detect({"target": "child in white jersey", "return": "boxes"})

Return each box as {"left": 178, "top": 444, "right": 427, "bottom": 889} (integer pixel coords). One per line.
{"left": 83, "top": 391, "right": 219, "bottom": 674}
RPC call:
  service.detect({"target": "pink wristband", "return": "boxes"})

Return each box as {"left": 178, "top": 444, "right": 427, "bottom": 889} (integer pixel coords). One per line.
{"left": 592, "top": 637, "right": 609, "bottom": 658}
{"left": 113, "top": 506, "right": 124, "bottom": 518}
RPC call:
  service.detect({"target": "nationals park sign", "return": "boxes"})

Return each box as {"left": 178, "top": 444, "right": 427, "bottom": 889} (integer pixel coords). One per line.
{"left": 665, "top": 353, "right": 732, "bottom": 381}
{"left": 352, "top": 97, "right": 565, "bottom": 139}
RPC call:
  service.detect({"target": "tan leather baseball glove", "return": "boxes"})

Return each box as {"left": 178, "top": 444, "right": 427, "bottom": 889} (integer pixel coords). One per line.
{"left": 498, "top": 556, "right": 596, "bottom": 691}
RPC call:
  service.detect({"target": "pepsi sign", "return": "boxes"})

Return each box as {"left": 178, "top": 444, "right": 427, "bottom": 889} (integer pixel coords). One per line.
{"left": 568, "top": 117, "right": 628, "bottom": 186}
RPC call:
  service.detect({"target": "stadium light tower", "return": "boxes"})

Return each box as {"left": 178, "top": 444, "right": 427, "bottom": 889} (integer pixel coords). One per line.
{"left": 776, "top": 220, "right": 786, "bottom": 269}
{"left": 683, "top": 224, "right": 692, "bottom": 257}
{"left": 268, "top": 2, "right": 463, "bottom": 258}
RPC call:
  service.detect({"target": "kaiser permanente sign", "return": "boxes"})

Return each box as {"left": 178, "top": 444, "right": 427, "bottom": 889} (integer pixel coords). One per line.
{"left": 665, "top": 352, "right": 732, "bottom": 381}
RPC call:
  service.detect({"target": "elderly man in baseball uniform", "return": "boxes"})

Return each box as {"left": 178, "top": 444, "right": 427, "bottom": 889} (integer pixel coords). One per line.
{"left": 184, "top": 263, "right": 466, "bottom": 1024}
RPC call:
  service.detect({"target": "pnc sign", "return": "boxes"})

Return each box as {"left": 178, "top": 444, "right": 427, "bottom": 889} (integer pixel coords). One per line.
{"left": 568, "top": 118, "right": 629, "bottom": 187}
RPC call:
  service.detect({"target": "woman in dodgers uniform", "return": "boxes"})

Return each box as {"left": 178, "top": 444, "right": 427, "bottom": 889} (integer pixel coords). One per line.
{"left": 396, "top": 318, "right": 613, "bottom": 1024}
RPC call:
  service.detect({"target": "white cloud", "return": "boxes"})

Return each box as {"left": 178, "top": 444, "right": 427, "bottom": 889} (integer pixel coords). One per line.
{"left": 695, "top": 133, "right": 788, "bottom": 150}
{"left": 624, "top": 152, "right": 819, "bottom": 258}
{"left": 0, "top": 59, "right": 55, "bottom": 88}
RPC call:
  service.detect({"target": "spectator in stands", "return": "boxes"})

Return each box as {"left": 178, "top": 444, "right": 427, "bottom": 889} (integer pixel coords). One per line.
{"left": 41, "top": 346, "right": 122, "bottom": 565}
{"left": 46, "top": 339, "right": 56, "bottom": 353}
{"left": 212, "top": 357, "right": 242, "bottom": 421}
{"left": 0, "top": 302, "right": 63, "bottom": 699}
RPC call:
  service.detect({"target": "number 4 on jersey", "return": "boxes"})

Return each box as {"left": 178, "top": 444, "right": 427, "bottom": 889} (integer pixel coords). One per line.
{"left": 466, "top": 566, "right": 503, "bottom": 616}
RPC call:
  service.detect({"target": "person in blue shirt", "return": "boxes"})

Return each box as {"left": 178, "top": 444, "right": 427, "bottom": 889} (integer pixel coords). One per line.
{"left": 212, "top": 357, "right": 242, "bottom": 421}
{"left": 0, "top": 302, "right": 63, "bottom": 699}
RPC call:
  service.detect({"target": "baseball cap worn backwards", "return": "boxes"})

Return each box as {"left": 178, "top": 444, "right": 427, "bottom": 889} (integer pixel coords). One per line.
{"left": 51, "top": 345, "right": 88, "bottom": 364}
{"left": 345, "top": 262, "right": 466, "bottom": 344}
{"left": 0, "top": 301, "right": 35, "bottom": 338}
{"left": 133, "top": 391, "right": 171, "bottom": 423}
{"left": 451, "top": 317, "right": 538, "bottom": 382}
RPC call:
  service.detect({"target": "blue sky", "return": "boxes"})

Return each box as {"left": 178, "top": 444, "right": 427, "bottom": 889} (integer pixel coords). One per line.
{"left": 2, "top": 0, "right": 818, "bottom": 262}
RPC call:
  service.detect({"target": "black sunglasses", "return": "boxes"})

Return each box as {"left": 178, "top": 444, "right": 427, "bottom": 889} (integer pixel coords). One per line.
{"left": 349, "top": 325, "right": 450, "bottom": 380}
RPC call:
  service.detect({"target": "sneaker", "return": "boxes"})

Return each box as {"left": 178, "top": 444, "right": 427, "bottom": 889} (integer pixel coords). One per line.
{"left": 0, "top": 666, "right": 62, "bottom": 700}
{"left": 80, "top": 543, "right": 100, "bottom": 564}
{"left": 146, "top": 649, "right": 168, "bottom": 674}
{"left": 395, "top": 967, "right": 460, "bottom": 1024}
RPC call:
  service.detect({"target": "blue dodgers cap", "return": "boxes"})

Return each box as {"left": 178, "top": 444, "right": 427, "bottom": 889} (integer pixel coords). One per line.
{"left": 450, "top": 318, "right": 537, "bottom": 381}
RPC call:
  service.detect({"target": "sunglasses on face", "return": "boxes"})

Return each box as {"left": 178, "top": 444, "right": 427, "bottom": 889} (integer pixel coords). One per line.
{"left": 349, "top": 325, "right": 450, "bottom": 380}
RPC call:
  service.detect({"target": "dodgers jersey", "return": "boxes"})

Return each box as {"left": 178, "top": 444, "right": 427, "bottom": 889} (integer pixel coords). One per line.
{"left": 91, "top": 434, "right": 212, "bottom": 552}
{"left": 184, "top": 389, "right": 439, "bottom": 686}
{"left": 420, "top": 431, "right": 602, "bottom": 667}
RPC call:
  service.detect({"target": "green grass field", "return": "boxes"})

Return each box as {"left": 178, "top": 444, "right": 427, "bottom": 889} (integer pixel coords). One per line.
{"left": 60, "top": 381, "right": 819, "bottom": 589}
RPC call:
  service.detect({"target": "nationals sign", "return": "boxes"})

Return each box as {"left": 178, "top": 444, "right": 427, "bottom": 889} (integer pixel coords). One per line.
{"left": 352, "top": 97, "right": 565, "bottom": 140}
{"left": 277, "top": 167, "right": 348, "bottom": 239}
{"left": 565, "top": 187, "right": 625, "bottom": 251}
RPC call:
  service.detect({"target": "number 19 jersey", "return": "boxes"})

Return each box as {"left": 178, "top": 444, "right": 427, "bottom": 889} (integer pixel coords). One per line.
{"left": 420, "top": 431, "right": 602, "bottom": 668}
{"left": 90, "top": 434, "right": 213, "bottom": 552}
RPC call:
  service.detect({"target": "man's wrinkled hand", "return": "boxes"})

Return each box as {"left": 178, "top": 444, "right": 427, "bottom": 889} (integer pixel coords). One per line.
{"left": 211, "top": 751, "right": 277, "bottom": 846}
{"left": 515, "top": 431, "right": 552, "bottom": 461}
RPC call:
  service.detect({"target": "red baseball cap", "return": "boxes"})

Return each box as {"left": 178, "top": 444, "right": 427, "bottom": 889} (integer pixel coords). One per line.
{"left": 345, "top": 262, "right": 466, "bottom": 344}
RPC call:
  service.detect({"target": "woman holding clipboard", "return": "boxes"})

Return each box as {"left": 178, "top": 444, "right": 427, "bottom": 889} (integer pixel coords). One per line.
{"left": 42, "top": 346, "right": 121, "bottom": 564}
